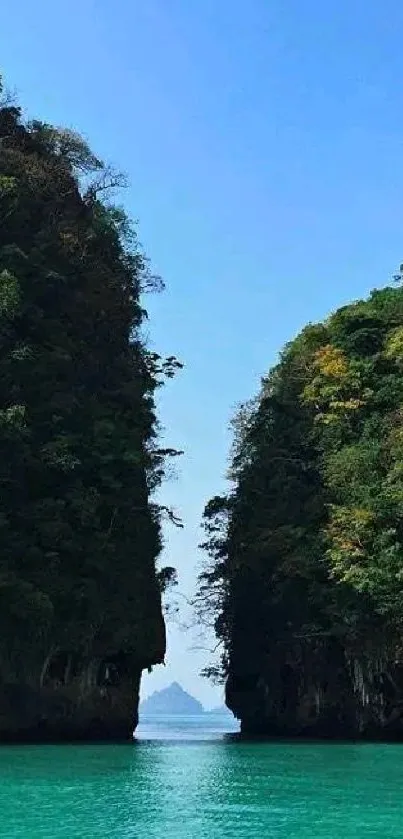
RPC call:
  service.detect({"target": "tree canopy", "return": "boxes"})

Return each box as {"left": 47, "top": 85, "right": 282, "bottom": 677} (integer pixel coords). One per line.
{"left": 0, "top": 79, "right": 180, "bottom": 686}
{"left": 197, "top": 276, "right": 403, "bottom": 692}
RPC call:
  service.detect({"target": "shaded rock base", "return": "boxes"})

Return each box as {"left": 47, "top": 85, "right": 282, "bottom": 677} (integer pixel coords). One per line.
{"left": 0, "top": 675, "right": 141, "bottom": 744}
{"left": 226, "top": 640, "right": 403, "bottom": 741}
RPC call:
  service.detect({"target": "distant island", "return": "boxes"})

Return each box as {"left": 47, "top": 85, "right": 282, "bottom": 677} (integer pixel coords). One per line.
{"left": 140, "top": 683, "right": 235, "bottom": 717}
{"left": 140, "top": 682, "right": 205, "bottom": 715}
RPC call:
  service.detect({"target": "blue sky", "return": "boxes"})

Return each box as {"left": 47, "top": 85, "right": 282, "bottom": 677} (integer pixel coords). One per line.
{"left": 2, "top": 0, "right": 403, "bottom": 707}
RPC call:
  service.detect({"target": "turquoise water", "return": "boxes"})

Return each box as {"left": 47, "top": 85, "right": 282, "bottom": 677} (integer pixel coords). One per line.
{"left": 1, "top": 715, "right": 403, "bottom": 837}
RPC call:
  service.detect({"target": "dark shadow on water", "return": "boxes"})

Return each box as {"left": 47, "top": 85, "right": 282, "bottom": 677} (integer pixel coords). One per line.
{"left": 133, "top": 731, "right": 403, "bottom": 747}
{"left": 221, "top": 731, "right": 403, "bottom": 746}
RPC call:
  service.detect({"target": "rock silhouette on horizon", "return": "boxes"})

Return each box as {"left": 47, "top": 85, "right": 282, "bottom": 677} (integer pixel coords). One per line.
{"left": 140, "top": 682, "right": 204, "bottom": 715}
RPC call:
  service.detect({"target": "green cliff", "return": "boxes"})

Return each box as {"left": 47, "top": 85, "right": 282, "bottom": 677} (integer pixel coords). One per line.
{"left": 198, "top": 274, "right": 403, "bottom": 739}
{"left": 0, "top": 81, "right": 179, "bottom": 741}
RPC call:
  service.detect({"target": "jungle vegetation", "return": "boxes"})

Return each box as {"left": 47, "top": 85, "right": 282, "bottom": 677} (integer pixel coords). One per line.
{"left": 0, "top": 78, "right": 180, "bottom": 686}
{"left": 197, "top": 273, "right": 403, "bottom": 688}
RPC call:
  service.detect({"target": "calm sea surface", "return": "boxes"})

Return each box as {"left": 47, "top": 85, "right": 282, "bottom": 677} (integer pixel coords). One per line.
{"left": 1, "top": 714, "right": 403, "bottom": 837}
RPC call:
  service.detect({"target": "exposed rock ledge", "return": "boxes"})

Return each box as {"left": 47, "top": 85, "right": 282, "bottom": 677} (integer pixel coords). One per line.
{"left": 226, "top": 637, "right": 403, "bottom": 740}
{"left": 0, "top": 627, "right": 166, "bottom": 743}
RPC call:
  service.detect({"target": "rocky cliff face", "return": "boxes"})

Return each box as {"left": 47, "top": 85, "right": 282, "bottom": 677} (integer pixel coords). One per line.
{"left": 0, "top": 615, "right": 166, "bottom": 742}
{"left": 226, "top": 637, "right": 403, "bottom": 740}
{"left": 198, "top": 282, "right": 403, "bottom": 743}
{"left": 0, "top": 85, "right": 175, "bottom": 744}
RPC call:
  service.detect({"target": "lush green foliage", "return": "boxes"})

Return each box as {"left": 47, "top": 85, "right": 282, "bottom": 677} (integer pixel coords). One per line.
{"left": 198, "top": 277, "right": 403, "bottom": 682}
{"left": 0, "top": 81, "right": 180, "bottom": 683}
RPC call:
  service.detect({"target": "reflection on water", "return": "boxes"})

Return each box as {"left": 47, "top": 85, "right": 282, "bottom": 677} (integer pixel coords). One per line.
{"left": 0, "top": 717, "right": 403, "bottom": 838}
{"left": 136, "top": 713, "right": 240, "bottom": 741}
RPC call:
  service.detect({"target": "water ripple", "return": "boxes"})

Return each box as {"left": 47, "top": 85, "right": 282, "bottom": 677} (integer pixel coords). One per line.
{"left": 0, "top": 720, "right": 402, "bottom": 837}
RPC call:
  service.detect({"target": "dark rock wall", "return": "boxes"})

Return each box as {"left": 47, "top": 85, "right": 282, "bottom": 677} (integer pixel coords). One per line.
{"left": 0, "top": 617, "right": 166, "bottom": 743}
{"left": 226, "top": 638, "right": 403, "bottom": 740}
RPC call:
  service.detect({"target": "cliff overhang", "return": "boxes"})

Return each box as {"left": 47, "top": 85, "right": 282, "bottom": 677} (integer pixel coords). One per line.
{"left": 226, "top": 637, "right": 403, "bottom": 741}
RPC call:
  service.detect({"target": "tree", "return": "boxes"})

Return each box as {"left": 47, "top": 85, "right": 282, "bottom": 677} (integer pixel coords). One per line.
{"left": 197, "top": 275, "right": 403, "bottom": 735}
{"left": 0, "top": 79, "right": 181, "bottom": 695}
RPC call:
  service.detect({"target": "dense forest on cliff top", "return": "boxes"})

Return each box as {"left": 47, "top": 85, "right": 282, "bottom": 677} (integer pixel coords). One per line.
{"left": 198, "top": 275, "right": 403, "bottom": 704}
{"left": 0, "top": 80, "right": 179, "bottom": 689}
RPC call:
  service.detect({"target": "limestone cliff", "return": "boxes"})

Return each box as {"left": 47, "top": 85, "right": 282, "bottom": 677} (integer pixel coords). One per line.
{"left": 198, "top": 279, "right": 403, "bottom": 742}
{"left": 226, "top": 637, "right": 403, "bottom": 739}
{"left": 0, "top": 610, "right": 166, "bottom": 743}
{"left": 0, "top": 82, "right": 176, "bottom": 742}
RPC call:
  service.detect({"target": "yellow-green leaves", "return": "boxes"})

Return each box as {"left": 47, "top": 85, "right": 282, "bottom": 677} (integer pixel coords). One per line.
{"left": 0, "top": 174, "right": 17, "bottom": 196}
{"left": 302, "top": 344, "right": 372, "bottom": 424}
{"left": 327, "top": 505, "right": 376, "bottom": 583}
{"left": 385, "top": 326, "right": 403, "bottom": 364}
{"left": 0, "top": 269, "right": 20, "bottom": 318}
